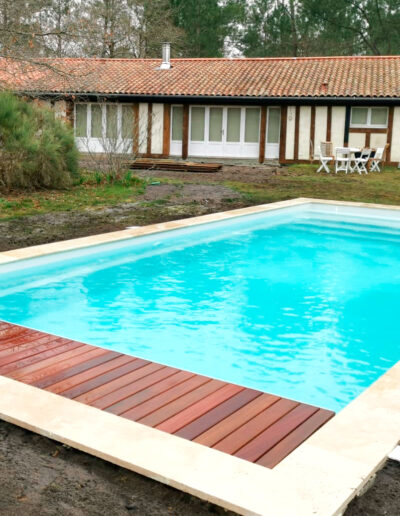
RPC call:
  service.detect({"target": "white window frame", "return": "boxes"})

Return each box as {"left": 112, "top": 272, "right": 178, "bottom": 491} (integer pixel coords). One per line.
{"left": 74, "top": 102, "right": 133, "bottom": 153}
{"left": 350, "top": 106, "right": 389, "bottom": 129}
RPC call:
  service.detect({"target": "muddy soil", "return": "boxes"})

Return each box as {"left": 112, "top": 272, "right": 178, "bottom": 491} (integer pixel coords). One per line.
{"left": 0, "top": 420, "right": 399, "bottom": 516}
{"left": 0, "top": 420, "right": 237, "bottom": 516}
{"left": 0, "top": 183, "right": 245, "bottom": 251}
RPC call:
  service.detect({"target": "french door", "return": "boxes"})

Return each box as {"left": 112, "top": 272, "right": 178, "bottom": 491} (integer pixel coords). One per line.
{"left": 188, "top": 106, "right": 261, "bottom": 158}
{"left": 265, "top": 107, "right": 281, "bottom": 159}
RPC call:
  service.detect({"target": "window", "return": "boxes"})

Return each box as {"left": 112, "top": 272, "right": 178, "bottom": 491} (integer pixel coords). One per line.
{"left": 191, "top": 107, "right": 205, "bottom": 141}
{"left": 75, "top": 103, "right": 134, "bottom": 140}
{"left": 171, "top": 106, "right": 183, "bottom": 141}
{"left": 91, "top": 105, "right": 102, "bottom": 138}
{"left": 267, "top": 108, "right": 281, "bottom": 144}
{"left": 226, "top": 108, "right": 241, "bottom": 142}
{"left": 245, "top": 108, "right": 260, "bottom": 143}
{"left": 75, "top": 104, "right": 87, "bottom": 137}
{"left": 209, "top": 107, "right": 223, "bottom": 142}
{"left": 350, "top": 107, "right": 388, "bottom": 128}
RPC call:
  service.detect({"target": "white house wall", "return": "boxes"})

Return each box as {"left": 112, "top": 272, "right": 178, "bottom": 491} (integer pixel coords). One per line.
{"left": 314, "top": 107, "right": 327, "bottom": 157}
{"left": 151, "top": 103, "right": 164, "bottom": 155}
{"left": 349, "top": 132, "right": 366, "bottom": 148}
{"left": 285, "top": 106, "right": 296, "bottom": 160}
{"left": 391, "top": 107, "right": 400, "bottom": 162}
{"left": 53, "top": 100, "right": 67, "bottom": 120}
{"left": 331, "top": 106, "right": 346, "bottom": 149}
{"left": 370, "top": 132, "right": 387, "bottom": 149}
{"left": 138, "top": 103, "right": 148, "bottom": 154}
{"left": 298, "top": 106, "right": 311, "bottom": 159}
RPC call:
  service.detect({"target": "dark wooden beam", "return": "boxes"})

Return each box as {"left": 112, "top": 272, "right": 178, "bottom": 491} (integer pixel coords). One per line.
{"left": 132, "top": 103, "right": 139, "bottom": 155}
{"left": 387, "top": 106, "right": 394, "bottom": 163}
{"left": 293, "top": 106, "right": 300, "bottom": 161}
{"left": 259, "top": 106, "right": 267, "bottom": 163}
{"left": 344, "top": 105, "right": 351, "bottom": 147}
{"left": 163, "top": 104, "right": 171, "bottom": 157}
{"left": 327, "top": 106, "right": 332, "bottom": 142}
{"left": 146, "top": 103, "right": 152, "bottom": 156}
{"left": 310, "top": 106, "right": 315, "bottom": 159}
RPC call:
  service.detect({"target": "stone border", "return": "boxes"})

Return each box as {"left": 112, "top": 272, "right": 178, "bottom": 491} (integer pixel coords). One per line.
{"left": 0, "top": 198, "right": 399, "bottom": 515}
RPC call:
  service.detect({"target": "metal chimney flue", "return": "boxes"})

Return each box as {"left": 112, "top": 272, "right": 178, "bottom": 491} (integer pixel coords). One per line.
{"left": 160, "top": 42, "right": 171, "bottom": 70}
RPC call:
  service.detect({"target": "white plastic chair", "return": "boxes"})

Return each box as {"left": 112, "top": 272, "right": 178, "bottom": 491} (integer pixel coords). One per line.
{"left": 369, "top": 147, "right": 384, "bottom": 172}
{"left": 335, "top": 147, "right": 351, "bottom": 173}
{"left": 317, "top": 142, "right": 333, "bottom": 173}
{"left": 351, "top": 148, "right": 372, "bottom": 174}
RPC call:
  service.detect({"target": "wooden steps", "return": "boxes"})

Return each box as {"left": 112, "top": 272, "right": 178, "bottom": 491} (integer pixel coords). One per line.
{"left": 127, "top": 159, "right": 222, "bottom": 173}
{"left": 0, "top": 321, "right": 335, "bottom": 469}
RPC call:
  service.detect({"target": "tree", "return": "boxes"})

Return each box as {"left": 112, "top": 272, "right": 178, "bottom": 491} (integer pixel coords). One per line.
{"left": 169, "top": 0, "right": 245, "bottom": 57}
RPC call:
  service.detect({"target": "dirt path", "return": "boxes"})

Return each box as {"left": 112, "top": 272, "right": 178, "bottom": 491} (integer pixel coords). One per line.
{"left": 0, "top": 420, "right": 398, "bottom": 516}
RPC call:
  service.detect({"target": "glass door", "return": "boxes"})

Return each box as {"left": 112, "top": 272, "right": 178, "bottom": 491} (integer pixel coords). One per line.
{"left": 265, "top": 107, "right": 281, "bottom": 159}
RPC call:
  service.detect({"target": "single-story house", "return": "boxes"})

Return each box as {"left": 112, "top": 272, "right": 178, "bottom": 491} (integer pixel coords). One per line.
{"left": 1, "top": 46, "right": 400, "bottom": 165}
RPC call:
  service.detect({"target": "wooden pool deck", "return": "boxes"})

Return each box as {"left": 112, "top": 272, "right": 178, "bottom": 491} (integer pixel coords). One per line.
{"left": 0, "top": 321, "right": 334, "bottom": 469}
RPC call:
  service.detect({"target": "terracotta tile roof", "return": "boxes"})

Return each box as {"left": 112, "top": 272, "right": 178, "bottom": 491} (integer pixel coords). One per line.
{"left": 1, "top": 56, "right": 400, "bottom": 99}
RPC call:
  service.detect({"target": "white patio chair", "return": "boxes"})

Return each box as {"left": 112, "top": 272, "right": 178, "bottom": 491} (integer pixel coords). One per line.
{"left": 317, "top": 142, "right": 333, "bottom": 173}
{"left": 369, "top": 147, "right": 384, "bottom": 172}
{"left": 335, "top": 147, "right": 351, "bottom": 173}
{"left": 351, "top": 148, "right": 372, "bottom": 175}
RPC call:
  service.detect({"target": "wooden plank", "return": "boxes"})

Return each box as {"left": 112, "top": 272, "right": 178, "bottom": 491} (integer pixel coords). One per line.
{"left": 121, "top": 375, "right": 210, "bottom": 421}
{"left": 256, "top": 408, "right": 335, "bottom": 468}
{"left": 0, "top": 330, "right": 46, "bottom": 352}
{"left": 73, "top": 361, "right": 159, "bottom": 404}
{"left": 349, "top": 128, "right": 387, "bottom": 134}
{"left": 0, "top": 339, "right": 79, "bottom": 376}
{"left": 8, "top": 343, "right": 90, "bottom": 380}
{"left": 175, "top": 388, "right": 261, "bottom": 441}
{"left": 279, "top": 106, "right": 287, "bottom": 163}
{"left": 235, "top": 404, "right": 318, "bottom": 463}
{"left": 156, "top": 384, "right": 244, "bottom": 434}
{"left": 16, "top": 347, "right": 109, "bottom": 385}
{"left": 259, "top": 106, "right": 267, "bottom": 164}
{"left": 106, "top": 370, "right": 194, "bottom": 416}
{"left": 387, "top": 106, "right": 394, "bottom": 163}
{"left": 213, "top": 399, "right": 298, "bottom": 455}
{"left": 182, "top": 104, "right": 189, "bottom": 160}
{"left": 59, "top": 357, "right": 146, "bottom": 398}
{"left": 327, "top": 105, "right": 332, "bottom": 141}
{"left": 138, "top": 379, "right": 225, "bottom": 427}
{"left": 163, "top": 104, "right": 171, "bottom": 157}
{"left": 293, "top": 105, "right": 300, "bottom": 161}
{"left": 0, "top": 334, "right": 62, "bottom": 360}
{"left": 96, "top": 367, "right": 179, "bottom": 410}
{"left": 146, "top": 103, "right": 152, "bottom": 156}
{"left": 31, "top": 350, "right": 120, "bottom": 389}
{"left": 194, "top": 393, "right": 280, "bottom": 447}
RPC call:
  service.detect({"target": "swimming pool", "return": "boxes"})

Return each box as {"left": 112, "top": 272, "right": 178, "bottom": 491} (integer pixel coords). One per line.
{"left": 1, "top": 202, "right": 399, "bottom": 412}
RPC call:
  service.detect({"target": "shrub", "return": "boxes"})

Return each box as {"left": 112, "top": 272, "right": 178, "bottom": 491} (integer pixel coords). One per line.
{"left": 0, "top": 92, "right": 79, "bottom": 191}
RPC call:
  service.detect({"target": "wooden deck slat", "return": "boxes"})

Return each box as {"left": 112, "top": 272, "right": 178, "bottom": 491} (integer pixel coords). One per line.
{"left": 106, "top": 370, "right": 195, "bottom": 415}
{"left": 72, "top": 360, "right": 156, "bottom": 404}
{"left": 0, "top": 321, "right": 335, "bottom": 469}
{"left": 175, "top": 388, "right": 262, "bottom": 441}
{"left": 22, "top": 348, "right": 116, "bottom": 387}
{"left": 97, "top": 367, "right": 180, "bottom": 411}
{"left": 234, "top": 404, "right": 319, "bottom": 462}
{"left": 47, "top": 355, "right": 137, "bottom": 395}
{"left": 121, "top": 375, "right": 211, "bottom": 421}
{"left": 0, "top": 339, "right": 80, "bottom": 376}
{"left": 213, "top": 399, "right": 298, "bottom": 454}
{"left": 256, "top": 408, "right": 335, "bottom": 468}
{"left": 194, "top": 393, "right": 280, "bottom": 447}
{"left": 156, "top": 384, "right": 244, "bottom": 434}
{"left": 138, "top": 379, "right": 225, "bottom": 427}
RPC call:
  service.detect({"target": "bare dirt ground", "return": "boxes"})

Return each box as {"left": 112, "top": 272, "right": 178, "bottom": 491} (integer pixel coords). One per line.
{"left": 0, "top": 420, "right": 399, "bottom": 516}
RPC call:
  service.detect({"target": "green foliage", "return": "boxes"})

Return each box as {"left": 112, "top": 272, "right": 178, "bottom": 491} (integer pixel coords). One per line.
{"left": 0, "top": 92, "right": 78, "bottom": 191}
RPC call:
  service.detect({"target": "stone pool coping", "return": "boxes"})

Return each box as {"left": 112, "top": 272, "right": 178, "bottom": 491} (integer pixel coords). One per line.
{"left": 0, "top": 197, "right": 399, "bottom": 515}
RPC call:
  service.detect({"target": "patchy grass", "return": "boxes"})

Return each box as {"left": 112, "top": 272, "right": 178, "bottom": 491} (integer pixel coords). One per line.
{"left": 0, "top": 179, "right": 146, "bottom": 220}
{"left": 226, "top": 165, "right": 400, "bottom": 206}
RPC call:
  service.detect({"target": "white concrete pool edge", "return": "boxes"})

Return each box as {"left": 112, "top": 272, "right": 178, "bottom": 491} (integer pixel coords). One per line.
{"left": 0, "top": 197, "right": 399, "bottom": 515}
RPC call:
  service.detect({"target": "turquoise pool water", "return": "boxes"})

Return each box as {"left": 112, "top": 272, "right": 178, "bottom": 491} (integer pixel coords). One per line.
{"left": 1, "top": 203, "right": 399, "bottom": 412}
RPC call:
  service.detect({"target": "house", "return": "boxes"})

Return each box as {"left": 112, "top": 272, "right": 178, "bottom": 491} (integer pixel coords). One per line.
{"left": 1, "top": 44, "right": 400, "bottom": 165}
